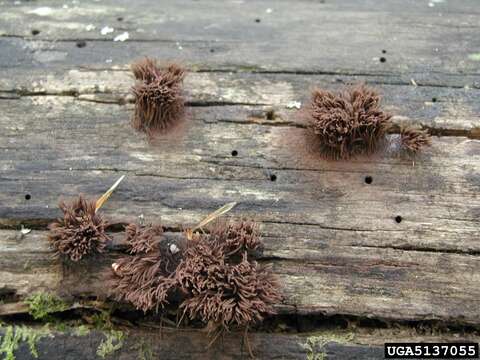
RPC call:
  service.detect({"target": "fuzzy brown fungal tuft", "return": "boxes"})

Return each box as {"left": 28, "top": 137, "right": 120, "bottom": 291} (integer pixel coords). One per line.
{"left": 306, "top": 84, "right": 392, "bottom": 159}
{"left": 109, "top": 219, "right": 281, "bottom": 340}
{"left": 209, "top": 219, "right": 262, "bottom": 254}
{"left": 399, "top": 126, "right": 432, "bottom": 154}
{"left": 110, "top": 253, "right": 177, "bottom": 312}
{"left": 48, "top": 195, "right": 110, "bottom": 261}
{"left": 110, "top": 223, "right": 180, "bottom": 312}
{"left": 176, "top": 221, "right": 281, "bottom": 336}
{"left": 131, "top": 57, "right": 185, "bottom": 134}
{"left": 124, "top": 222, "right": 163, "bottom": 254}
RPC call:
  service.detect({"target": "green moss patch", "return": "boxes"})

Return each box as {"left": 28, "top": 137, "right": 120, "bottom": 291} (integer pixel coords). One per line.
{"left": 0, "top": 325, "right": 50, "bottom": 360}
{"left": 301, "top": 331, "right": 355, "bottom": 360}
{"left": 97, "top": 330, "right": 125, "bottom": 358}
{"left": 25, "top": 293, "right": 69, "bottom": 320}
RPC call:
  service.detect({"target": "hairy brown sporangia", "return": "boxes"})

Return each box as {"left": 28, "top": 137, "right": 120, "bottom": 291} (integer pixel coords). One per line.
{"left": 209, "top": 219, "right": 262, "bottom": 254}
{"left": 176, "top": 220, "right": 280, "bottom": 339}
{"left": 124, "top": 222, "right": 164, "bottom": 254}
{"left": 399, "top": 126, "right": 432, "bottom": 154}
{"left": 305, "top": 84, "right": 392, "bottom": 159}
{"left": 110, "top": 219, "right": 281, "bottom": 350}
{"left": 131, "top": 57, "right": 185, "bottom": 134}
{"left": 110, "top": 223, "right": 181, "bottom": 312}
{"left": 48, "top": 195, "right": 111, "bottom": 261}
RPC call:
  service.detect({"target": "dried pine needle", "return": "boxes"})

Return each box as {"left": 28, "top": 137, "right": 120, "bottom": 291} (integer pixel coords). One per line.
{"left": 96, "top": 175, "right": 125, "bottom": 212}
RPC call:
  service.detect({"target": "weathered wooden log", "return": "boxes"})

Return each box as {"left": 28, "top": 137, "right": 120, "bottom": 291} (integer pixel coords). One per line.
{"left": 1, "top": 0, "right": 479, "bottom": 358}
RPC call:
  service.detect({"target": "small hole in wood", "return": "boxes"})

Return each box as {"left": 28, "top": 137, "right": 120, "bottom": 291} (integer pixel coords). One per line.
{"left": 270, "top": 174, "right": 277, "bottom": 182}
{"left": 231, "top": 150, "right": 238, "bottom": 157}
{"left": 379, "top": 57, "right": 386, "bottom": 63}
{"left": 364, "top": 176, "right": 373, "bottom": 184}
{"left": 76, "top": 40, "right": 87, "bottom": 48}
{"left": 382, "top": 49, "right": 387, "bottom": 54}
{"left": 25, "top": 194, "right": 31, "bottom": 200}
{"left": 0, "top": 288, "right": 18, "bottom": 302}
{"left": 255, "top": 18, "right": 261, "bottom": 23}
{"left": 395, "top": 215, "right": 402, "bottom": 223}
{"left": 117, "top": 17, "right": 124, "bottom": 21}
{"left": 266, "top": 109, "right": 275, "bottom": 120}
{"left": 210, "top": 48, "right": 215, "bottom": 53}
{"left": 31, "top": 29, "right": 40, "bottom": 36}
{"left": 431, "top": 97, "right": 437, "bottom": 103}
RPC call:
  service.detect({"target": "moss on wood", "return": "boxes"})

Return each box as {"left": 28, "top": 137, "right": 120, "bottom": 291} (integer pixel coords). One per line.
{"left": 25, "top": 293, "right": 69, "bottom": 321}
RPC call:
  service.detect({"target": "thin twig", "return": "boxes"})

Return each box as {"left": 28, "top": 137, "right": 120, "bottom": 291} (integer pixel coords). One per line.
{"left": 95, "top": 175, "right": 126, "bottom": 212}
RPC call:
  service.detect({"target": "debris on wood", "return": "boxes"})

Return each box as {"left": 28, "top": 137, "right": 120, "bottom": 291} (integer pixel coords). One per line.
{"left": 131, "top": 57, "right": 185, "bottom": 135}
{"left": 286, "top": 100, "right": 301, "bottom": 109}
{"left": 113, "top": 32, "right": 129, "bottom": 42}
{"left": 190, "top": 201, "right": 237, "bottom": 233}
{"left": 95, "top": 175, "right": 125, "bottom": 213}
{"left": 100, "top": 26, "right": 114, "bottom": 35}
{"left": 304, "top": 84, "right": 392, "bottom": 159}
{"left": 20, "top": 225, "right": 31, "bottom": 235}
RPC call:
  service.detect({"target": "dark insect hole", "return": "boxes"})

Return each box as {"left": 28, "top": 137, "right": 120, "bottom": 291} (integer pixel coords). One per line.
{"left": 365, "top": 176, "right": 373, "bottom": 184}
{"left": 76, "top": 41, "right": 87, "bottom": 48}
{"left": 231, "top": 150, "right": 238, "bottom": 157}
{"left": 395, "top": 216, "right": 402, "bottom": 223}
{"left": 266, "top": 109, "right": 275, "bottom": 120}
{"left": 31, "top": 29, "right": 40, "bottom": 36}
{"left": 270, "top": 174, "right": 277, "bottom": 182}
{"left": 25, "top": 194, "right": 31, "bottom": 200}
{"left": 379, "top": 57, "right": 386, "bottom": 63}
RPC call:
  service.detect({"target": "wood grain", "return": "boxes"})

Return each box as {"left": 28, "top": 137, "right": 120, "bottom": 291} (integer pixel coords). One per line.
{"left": 1, "top": 0, "right": 479, "bottom": 358}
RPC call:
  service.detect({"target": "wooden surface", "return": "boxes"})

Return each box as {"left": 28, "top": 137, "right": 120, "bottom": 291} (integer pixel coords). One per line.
{"left": 1, "top": 0, "right": 479, "bottom": 359}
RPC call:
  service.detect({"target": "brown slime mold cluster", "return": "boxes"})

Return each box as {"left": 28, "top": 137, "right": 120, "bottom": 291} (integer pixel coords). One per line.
{"left": 399, "top": 126, "right": 432, "bottom": 154}
{"left": 110, "top": 220, "right": 281, "bottom": 342}
{"left": 131, "top": 57, "right": 185, "bottom": 134}
{"left": 110, "top": 223, "right": 181, "bottom": 313}
{"left": 305, "top": 84, "right": 392, "bottom": 159}
{"left": 48, "top": 195, "right": 111, "bottom": 262}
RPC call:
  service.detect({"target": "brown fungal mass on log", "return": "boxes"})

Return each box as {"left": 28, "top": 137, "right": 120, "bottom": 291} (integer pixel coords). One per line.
{"left": 400, "top": 127, "right": 432, "bottom": 154}
{"left": 124, "top": 222, "right": 164, "bottom": 254}
{"left": 110, "top": 223, "right": 180, "bottom": 312}
{"left": 305, "top": 84, "right": 392, "bottom": 159}
{"left": 176, "top": 227, "right": 281, "bottom": 337}
{"left": 209, "top": 219, "right": 262, "bottom": 253}
{"left": 131, "top": 57, "right": 185, "bottom": 134}
{"left": 47, "top": 195, "right": 110, "bottom": 261}
{"left": 109, "top": 220, "right": 281, "bottom": 337}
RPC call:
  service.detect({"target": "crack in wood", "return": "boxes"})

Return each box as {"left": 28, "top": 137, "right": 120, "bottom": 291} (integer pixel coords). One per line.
{"left": 349, "top": 244, "right": 480, "bottom": 257}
